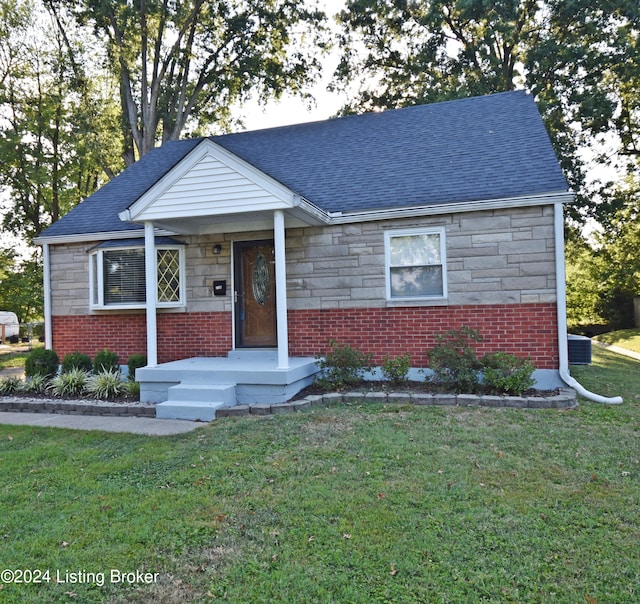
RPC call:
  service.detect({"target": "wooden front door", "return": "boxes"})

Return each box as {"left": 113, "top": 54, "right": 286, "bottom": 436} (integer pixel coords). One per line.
{"left": 234, "top": 240, "right": 277, "bottom": 348}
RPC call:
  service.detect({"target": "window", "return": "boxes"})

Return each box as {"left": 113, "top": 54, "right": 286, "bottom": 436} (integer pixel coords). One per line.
{"left": 89, "top": 244, "right": 184, "bottom": 309}
{"left": 385, "top": 228, "right": 447, "bottom": 300}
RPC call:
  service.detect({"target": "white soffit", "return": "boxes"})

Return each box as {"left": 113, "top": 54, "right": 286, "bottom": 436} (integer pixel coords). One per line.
{"left": 121, "top": 139, "right": 304, "bottom": 223}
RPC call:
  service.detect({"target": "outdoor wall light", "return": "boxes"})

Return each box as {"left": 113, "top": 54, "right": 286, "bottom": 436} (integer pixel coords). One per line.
{"left": 213, "top": 244, "right": 222, "bottom": 255}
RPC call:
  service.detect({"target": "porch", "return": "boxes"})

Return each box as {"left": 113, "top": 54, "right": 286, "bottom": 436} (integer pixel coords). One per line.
{"left": 136, "top": 351, "right": 319, "bottom": 421}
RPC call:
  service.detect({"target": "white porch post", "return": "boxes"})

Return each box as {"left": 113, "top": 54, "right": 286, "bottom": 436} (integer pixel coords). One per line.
{"left": 274, "top": 209, "right": 289, "bottom": 369}
{"left": 144, "top": 221, "right": 158, "bottom": 367}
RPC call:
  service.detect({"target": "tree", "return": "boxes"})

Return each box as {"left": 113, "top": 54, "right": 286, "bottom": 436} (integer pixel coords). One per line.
{"left": 592, "top": 176, "right": 640, "bottom": 328}
{"left": 0, "top": 248, "right": 43, "bottom": 324}
{"left": 47, "top": 0, "right": 328, "bottom": 164}
{"left": 333, "top": 0, "right": 640, "bottom": 226}
{"left": 0, "top": 1, "right": 122, "bottom": 241}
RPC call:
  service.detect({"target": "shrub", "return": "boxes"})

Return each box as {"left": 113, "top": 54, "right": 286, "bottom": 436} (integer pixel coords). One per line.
{"left": 87, "top": 369, "right": 124, "bottom": 400}
{"left": 93, "top": 349, "right": 119, "bottom": 374}
{"left": 50, "top": 369, "right": 91, "bottom": 397}
{"left": 381, "top": 353, "right": 412, "bottom": 386}
{"left": 315, "top": 339, "right": 373, "bottom": 390}
{"left": 23, "top": 374, "right": 50, "bottom": 394}
{"left": 482, "top": 352, "right": 535, "bottom": 395}
{"left": 25, "top": 348, "right": 59, "bottom": 380}
{"left": 0, "top": 376, "right": 23, "bottom": 395}
{"left": 427, "top": 326, "right": 483, "bottom": 393}
{"left": 127, "top": 354, "right": 147, "bottom": 381}
{"left": 123, "top": 379, "right": 141, "bottom": 399}
{"left": 61, "top": 352, "right": 93, "bottom": 374}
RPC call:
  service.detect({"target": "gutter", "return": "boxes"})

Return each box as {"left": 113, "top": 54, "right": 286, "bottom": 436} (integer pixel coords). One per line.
{"left": 554, "top": 203, "right": 623, "bottom": 404}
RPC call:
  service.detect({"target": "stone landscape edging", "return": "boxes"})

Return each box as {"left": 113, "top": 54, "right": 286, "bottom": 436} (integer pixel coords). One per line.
{"left": 0, "top": 389, "right": 578, "bottom": 420}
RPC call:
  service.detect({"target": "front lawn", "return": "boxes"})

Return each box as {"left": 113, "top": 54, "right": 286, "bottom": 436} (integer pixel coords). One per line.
{"left": 0, "top": 346, "right": 638, "bottom": 603}
{"left": 593, "top": 328, "right": 640, "bottom": 354}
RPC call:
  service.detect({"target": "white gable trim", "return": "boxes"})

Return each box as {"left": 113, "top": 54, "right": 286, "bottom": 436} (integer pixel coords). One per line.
{"left": 120, "top": 139, "right": 311, "bottom": 223}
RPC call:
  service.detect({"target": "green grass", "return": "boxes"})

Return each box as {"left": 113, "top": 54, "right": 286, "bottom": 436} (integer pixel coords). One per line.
{"left": 0, "top": 347, "right": 638, "bottom": 603}
{"left": 594, "top": 328, "right": 640, "bottom": 354}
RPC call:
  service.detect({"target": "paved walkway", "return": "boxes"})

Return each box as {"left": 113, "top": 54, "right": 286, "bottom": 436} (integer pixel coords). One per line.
{"left": 592, "top": 340, "right": 640, "bottom": 362}
{"left": 0, "top": 412, "right": 205, "bottom": 435}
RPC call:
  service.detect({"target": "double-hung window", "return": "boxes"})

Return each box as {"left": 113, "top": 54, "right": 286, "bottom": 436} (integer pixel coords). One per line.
{"left": 385, "top": 227, "right": 447, "bottom": 300}
{"left": 89, "top": 242, "right": 185, "bottom": 309}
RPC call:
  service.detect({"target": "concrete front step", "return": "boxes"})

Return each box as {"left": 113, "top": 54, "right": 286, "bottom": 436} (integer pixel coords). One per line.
{"left": 167, "top": 383, "right": 236, "bottom": 405}
{"left": 156, "top": 400, "right": 226, "bottom": 421}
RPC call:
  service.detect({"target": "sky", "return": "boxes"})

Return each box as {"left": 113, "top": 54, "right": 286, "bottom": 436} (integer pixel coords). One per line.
{"left": 234, "top": 0, "right": 347, "bottom": 132}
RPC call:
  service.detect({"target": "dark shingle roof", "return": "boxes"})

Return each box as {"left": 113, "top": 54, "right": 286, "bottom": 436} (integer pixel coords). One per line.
{"left": 40, "top": 91, "right": 568, "bottom": 239}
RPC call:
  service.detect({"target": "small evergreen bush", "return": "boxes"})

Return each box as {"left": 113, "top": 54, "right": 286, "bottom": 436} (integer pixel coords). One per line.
{"left": 61, "top": 352, "right": 93, "bottom": 374}
{"left": 87, "top": 369, "right": 124, "bottom": 399}
{"left": 93, "top": 349, "right": 119, "bottom": 374}
{"left": 315, "top": 339, "right": 373, "bottom": 390}
{"left": 427, "top": 326, "right": 483, "bottom": 393}
{"left": 50, "top": 369, "right": 91, "bottom": 398}
{"left": 482, "top": 352, "right": 535, "bottom": 395}
{"left": 127, "top": 354, "right": 147, "bottom": 381}
{"left": 25, "top": 348, "right": 59, "bottom": 380}
{"left": 381, "top": 353, "right": 412, "bottom": 386}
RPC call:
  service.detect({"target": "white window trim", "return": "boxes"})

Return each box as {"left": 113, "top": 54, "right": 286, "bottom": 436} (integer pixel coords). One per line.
{"left": 89, "top": 245, "right": 186, "bottom": 310}
{"left": 384, "top": 227, "right": 448, "bottom": 301}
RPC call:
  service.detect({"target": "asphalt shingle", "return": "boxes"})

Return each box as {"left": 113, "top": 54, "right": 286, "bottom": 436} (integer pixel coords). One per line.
{"left": 39, "top": 91, "right": 568, "bottom": 239}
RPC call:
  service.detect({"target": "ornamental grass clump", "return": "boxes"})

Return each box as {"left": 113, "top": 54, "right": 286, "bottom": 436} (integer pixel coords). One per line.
{"left": 86, "top": 369, "right": 124, "bottom": 400}
{"left": 0, "top": 376, "right": 23, "bottom": 395}
{"left": 50, "top": 369, "right": 91, "bottom": 398}
{"left": 22, "top": 373, "right": 49, "bottom": 394}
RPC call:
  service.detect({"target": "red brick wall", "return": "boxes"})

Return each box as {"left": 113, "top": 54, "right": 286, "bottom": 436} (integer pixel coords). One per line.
{"left": 52, "top": 303, "right": 558, "bottom": 369}
{"left": 289, "top": 303, "right": 559, "bottom": 369}
{"left": 51, "top": 312, "right": 232, "bottom": 364}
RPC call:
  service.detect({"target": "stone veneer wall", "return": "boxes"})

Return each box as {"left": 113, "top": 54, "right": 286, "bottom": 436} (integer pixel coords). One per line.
{"left": 49, "top": 205, "right": 560, "bottom": 365}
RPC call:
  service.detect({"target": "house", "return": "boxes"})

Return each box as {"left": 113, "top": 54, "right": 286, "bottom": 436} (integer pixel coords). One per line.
{"left": 36, "top": 90, "right": 578, "bottom": 419}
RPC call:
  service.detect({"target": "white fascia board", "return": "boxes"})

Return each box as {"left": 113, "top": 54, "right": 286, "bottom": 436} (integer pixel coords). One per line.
{"left": 33, "top": 228, "right": 177, "bottom": 247}
{"left": 120, "top": 138, "right": 304, "bottom": 223}
{"left": 327, "top": 191, "right": 575, "bottom": 224}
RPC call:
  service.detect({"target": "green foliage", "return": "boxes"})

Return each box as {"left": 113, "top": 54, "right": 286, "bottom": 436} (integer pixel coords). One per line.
{"left": 24, "top": 348, "right": 59, "bottom": 380}
{"left": 334, "top": 0, "right": 640, "bottom": 227}
{"left": 123, "top": 379, "right": 140, "bottom": 399}
{"left": 315, "top": 339, "right": 373, "bottom": 390}
{"left": 22, "top": 373, "right": 49, "bottom": 394}
{"left": 0, "top": 376, "right": 23, "bottom": 395}
{"left": 93, "top": 349, "right": 119, "bottom": 374}
{"left": 86, "top": 369, "right": 124, "bottom": 400}
{"left": 381, "top": 353, "right": 412, "bottom": 386}
{"left": 427, "top": 326, "right": 483, "bottom": 393}
{"left": 50, "top": 369, "right": 91, "bottom": 398}
{"left": 0, "top": 346, "right": 637, "bottom": 603}
{"left": 127, "top": 353, "right": 147, "bottom": 381}
{"left": 565, "top": 236, "right": 607, "bottom": 329}
{"left": 61, "top": 352, "right": 93, "bottom": 374}
{"left": 482, "top": 352, "right": 535, "bottom": 396}
{"left": 592, "top": 181, "right": 640, "bottom": 328}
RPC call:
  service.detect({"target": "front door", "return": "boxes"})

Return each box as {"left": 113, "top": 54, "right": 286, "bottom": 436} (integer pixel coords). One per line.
{"left": 234, "top": 240, "right": 277, "bottom": 348}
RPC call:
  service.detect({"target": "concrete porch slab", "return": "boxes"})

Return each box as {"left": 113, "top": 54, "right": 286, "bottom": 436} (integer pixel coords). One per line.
{"left": 137, "top": 354, "right": 319, "bottom": 407}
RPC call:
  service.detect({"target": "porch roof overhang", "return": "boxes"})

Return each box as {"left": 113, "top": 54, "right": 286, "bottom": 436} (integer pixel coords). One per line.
{"left": 118, "top": 138, "right": 329, "bottom": 235}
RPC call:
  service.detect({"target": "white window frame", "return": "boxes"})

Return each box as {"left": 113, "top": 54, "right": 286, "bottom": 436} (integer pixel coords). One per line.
{"left": 384, "top": 227, "right": 448, "bottom": 301}
{"left": 89, "top": 245, "right": 186, "bottom": 310}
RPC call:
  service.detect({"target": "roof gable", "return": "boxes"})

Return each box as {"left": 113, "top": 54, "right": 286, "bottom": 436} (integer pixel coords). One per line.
{"left": 121, "top": 139, "right": 304, "bottom": 226}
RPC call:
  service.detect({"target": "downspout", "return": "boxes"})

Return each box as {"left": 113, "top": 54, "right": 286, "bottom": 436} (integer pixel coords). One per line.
{"left": 554, "top": 202, "right": 623, "bottom": 404}
{"left": 42, "top": 243, "right": 53, "bottom": 349}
